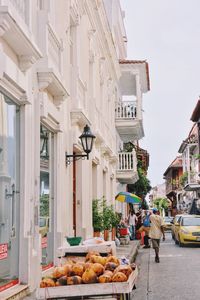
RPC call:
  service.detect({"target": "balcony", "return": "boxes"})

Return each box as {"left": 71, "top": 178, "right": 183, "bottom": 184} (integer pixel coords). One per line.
{"left": 166, "top": 178, "right": 181, "bottom": 196}
{"left": 115, "top": 100, "right": 144, "bottom": 142}
{"left": 116, "top": 151, "right": 138, "bottom": 184}
{"left": 184, "top": 171, "right": 200, "bottom": 191}
{"left": 0, "top": 0, "right": 42, "bottom": 71}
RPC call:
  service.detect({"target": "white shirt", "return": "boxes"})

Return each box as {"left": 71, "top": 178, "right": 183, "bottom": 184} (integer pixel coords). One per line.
{"left": 128, "top": 214, "right": 137, "bottom": 226}
{"left": 149, "top": 214, "right": 164, "bottom": 239}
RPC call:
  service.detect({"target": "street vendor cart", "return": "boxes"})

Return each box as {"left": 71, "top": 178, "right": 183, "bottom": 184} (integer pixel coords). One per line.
{"left": 36, "top": 240, "right": 138, "bottom": 300}
{"left": 36, "top": 266, "right": 138, "bottom": 299}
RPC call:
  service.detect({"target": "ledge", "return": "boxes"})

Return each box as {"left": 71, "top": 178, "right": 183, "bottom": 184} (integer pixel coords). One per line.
{"left": 70, "top": 109, "right": 91, "bottom": 127}
{"left": 0, "top": 6, "right": 42, "bottom": 71}
{"left": 0, "top": 284, "right": 29, "bottom": 300}
{"left": 37, "top": 69, "right": 69, "bottom": 106}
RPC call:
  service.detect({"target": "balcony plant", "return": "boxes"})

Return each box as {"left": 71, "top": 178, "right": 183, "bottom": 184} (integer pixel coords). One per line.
{"left": 92, "top": 199, "right": 103, "bottom": 237}
{"left": 179, "top": 171, "right": 188, "bottom": 187}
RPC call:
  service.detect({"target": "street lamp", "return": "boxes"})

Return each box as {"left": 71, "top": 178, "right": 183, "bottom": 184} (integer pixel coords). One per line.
{"left": 65, "top": 124, "right": 96, "bottom": 165}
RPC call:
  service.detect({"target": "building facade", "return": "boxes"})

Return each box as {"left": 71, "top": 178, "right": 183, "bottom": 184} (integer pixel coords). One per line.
{"left": 0, "top": 0, "right": 149, "bottom": 296}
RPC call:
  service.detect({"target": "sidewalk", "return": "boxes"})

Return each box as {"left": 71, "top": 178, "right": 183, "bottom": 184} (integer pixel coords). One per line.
{"left": 116, "top": 239, "right": 140, "bottom": 263}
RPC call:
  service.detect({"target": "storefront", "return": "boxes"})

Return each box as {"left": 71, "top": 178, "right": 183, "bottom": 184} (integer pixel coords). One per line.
{"left": 0, "top": 92, "right": 20, "bottom": 291}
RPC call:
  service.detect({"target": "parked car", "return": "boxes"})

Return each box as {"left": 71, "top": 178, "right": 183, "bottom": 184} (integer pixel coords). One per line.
{"left": 39, "top": 216, "right": 49, "bottom": 237}
{"left": 171, "top": 214, "right": 183, "bottom": 240}
{"left": 163, "top": 216, "right": 174, "bottom": 231}
{"left": 174, "top": 215, "right": 200, "bottom": 246}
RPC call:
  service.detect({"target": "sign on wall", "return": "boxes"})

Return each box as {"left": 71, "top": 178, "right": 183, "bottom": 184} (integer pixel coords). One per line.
{"left": 0, "top": 243, "right": 8, "bottom": 260}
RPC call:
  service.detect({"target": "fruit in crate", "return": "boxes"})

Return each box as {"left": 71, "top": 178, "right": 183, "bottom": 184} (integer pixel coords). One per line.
{"left": 71, "top": 263, "right": 84, "bottom": 277}
{"left": 112, "top": 272, "right": 127, "bottom": 282}
{"left": 106, "top": 255, "right": 120, "bottom": 266}
{"left": 82, "top": 268, "right": 97, "bottom": 284}
{"left": 39, "top": 252, "right": 136, "bottom": 288}
{"left": 67, "top": 275, "right": 82, "bottom": 285}
{"left": 58, "top": 276, "right": 67, "bottom": 286}
{"left": 89, "top": 255, "right": 107, "bottom": 266}
{"left": 85, "top": 251, "right": 100, "bottom": 261}
{"left": 90, "top": 263, "right": 104, "bottom": 276}
{"left": 40, "top": 278, "right": 56, "bottom": 288}
{"left": 105, "top": 262, "right": 118, "bottom": 272}
{"left": 52, "top": 266, "right": 66, "bottom": 279}
{"left": 98, "top": 273, "right": 112, "bottom": 283}
{"left": 113, "top": 265, "right": 132, "bottom": 279}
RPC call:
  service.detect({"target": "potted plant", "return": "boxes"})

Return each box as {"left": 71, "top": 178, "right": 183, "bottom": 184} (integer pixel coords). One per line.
{"left": 110, "top": 208, "right": 121, "bottom": 241}
{"left": 102, "top": 200, "right": 112, "bottom": 241}
{"left": 92, "top": 199, "right": 103, "bottom": 237}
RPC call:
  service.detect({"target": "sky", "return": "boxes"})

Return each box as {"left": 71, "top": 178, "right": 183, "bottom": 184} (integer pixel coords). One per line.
{"left": 121, "top": 0, "right": 200, "bottom": 187}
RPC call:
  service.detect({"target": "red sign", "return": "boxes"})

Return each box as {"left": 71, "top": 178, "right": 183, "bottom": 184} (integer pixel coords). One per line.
{"left": 41, "top": 237, "right": 47, "bottom": 248}
{"left": 0, "top": 243, "right": 8, "bottom": 260}
{"left": 42, "top": 262, "right": 53, "bottom": 271}
{"left": 0, "top": 279, "right": 19, "bottom": 292}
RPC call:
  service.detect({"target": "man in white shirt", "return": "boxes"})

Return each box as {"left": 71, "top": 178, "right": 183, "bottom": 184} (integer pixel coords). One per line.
{"left": 149, "top": 208, "right": 165, "bottom": 263}
{"left": 128, "top": 211, "right": 138, "bottom": 240}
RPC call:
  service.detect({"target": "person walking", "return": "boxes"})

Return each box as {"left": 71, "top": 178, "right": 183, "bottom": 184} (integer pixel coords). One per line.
{"left": 128, "top": 210, "right": 138, "bottom": 240}
{"left": 143, "top": 210, "right": 151, "bottom": 248}
{"left": 149, "top": 208, "right": 165, "bottom": 263}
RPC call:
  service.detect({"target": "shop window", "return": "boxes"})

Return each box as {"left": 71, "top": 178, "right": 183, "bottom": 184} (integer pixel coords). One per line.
{"left": 40, "top": 125, "right": 54, "bottom": 270}
{"left": 0, "top": 92, "right": 20, "bottom": 291}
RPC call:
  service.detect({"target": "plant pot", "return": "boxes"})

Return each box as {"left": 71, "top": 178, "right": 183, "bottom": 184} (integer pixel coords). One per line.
{"left": 93, "top": 231, "right": 101, "bottom": 237}
{"left": 111, "top": 227, "right": 116, "bottom": 241}
{"left": 104, "top": 229, "right": 109, "bottom": 241}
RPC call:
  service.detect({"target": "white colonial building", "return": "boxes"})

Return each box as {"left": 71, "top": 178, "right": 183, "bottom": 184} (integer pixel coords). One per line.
{"left": 0, "top": 0, "right": 149, "bottom": 297}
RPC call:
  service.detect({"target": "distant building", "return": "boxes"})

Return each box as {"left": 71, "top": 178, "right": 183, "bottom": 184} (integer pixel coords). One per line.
{"left": 149, "top": 183, "right": 166, "bottom": 208}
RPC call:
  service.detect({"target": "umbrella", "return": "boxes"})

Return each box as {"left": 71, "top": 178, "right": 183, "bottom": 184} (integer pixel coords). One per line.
{"left": 115, "top": 192, "right": 141, "bottom": 204}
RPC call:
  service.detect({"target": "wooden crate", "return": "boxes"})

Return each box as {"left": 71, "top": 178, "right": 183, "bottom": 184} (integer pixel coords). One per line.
{"left": 36, "top": 267, "right": 138, "bottom": 299}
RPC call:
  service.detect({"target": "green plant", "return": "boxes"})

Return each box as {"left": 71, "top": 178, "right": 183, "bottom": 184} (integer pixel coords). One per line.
{"left": 92, "top": 199, "right": 103, "bottom": 232}
{"left": 110, "top": 208, "right": 121, "bottom": 228}
{"left": 127, "top": 160, "right": 151, "bottom": 199}
{"left": 153, "top": 197, "right": 169, "bottom": 216}
{"left": 193, "top": 154, "right": 200, "bottom": 160}
{"left": 179, "top": 171, "right": 188, "bottom": 187}
{"left": 102, "top": 203, "right": 112, "bottom": 231}
{"left": 40, "top": 194, "right": 49, "bottom": 217}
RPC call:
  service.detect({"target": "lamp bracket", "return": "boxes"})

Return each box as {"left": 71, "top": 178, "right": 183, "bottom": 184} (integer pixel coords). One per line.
{"left": 65, "top": 153, "right": 89, "bottom": 165}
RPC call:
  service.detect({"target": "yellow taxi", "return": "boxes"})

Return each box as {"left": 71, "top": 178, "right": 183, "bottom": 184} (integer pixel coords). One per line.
{"left": 174, "top": 215, "right": 200, "bottom": 246}
{"left": 171, "top": 214, "right": 184, "bottom": 240}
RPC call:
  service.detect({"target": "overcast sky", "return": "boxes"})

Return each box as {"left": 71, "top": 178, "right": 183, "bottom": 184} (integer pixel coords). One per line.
{"left": 121, "top": 0, "right": 200, "bottom": 187}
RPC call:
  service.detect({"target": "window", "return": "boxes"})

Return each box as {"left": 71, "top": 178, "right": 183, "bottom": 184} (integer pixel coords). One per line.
{"left": 40, "top": 125, "right": 54, "bottom": 270}
{"left": 0, "top": 92, "right": 20, "bottom": 291}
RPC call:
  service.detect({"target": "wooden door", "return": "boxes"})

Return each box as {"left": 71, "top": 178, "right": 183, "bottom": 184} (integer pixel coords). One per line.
{"left": 73, "top": 152, "right": 76, "bottom": 236}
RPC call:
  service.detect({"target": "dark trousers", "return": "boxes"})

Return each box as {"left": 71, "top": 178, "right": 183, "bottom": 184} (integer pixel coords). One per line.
{"left": 144, "top": 235, "right": 150, "bottom": 246}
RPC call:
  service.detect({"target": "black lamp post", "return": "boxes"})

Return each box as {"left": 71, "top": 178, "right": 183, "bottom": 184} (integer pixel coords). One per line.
{"left": 66, "top": 124, "right": 96, "bottom": 165}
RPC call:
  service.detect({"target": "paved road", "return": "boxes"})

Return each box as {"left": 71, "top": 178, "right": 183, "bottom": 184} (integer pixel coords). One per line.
{"left": 132, "top": 232, "right": 200, "bottom": 300}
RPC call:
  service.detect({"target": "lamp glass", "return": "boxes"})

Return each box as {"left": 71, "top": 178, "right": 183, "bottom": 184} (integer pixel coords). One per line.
{"left": 79, "top": 125, "right": 95, "bottom": 154}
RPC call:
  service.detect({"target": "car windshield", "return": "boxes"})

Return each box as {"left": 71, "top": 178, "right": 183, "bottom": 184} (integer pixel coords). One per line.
{"left": 39, "top": 218, "right": 46, "bottom": 227}
{"left": 164, "top": 217, "right": 173, "bottom": 222}
{"left": 182, "top": 217, "right": 200, "bottom": 226}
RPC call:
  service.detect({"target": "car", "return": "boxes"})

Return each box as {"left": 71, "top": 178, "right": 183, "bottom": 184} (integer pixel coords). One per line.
{"left": 174, "top": 215, "right": 200, "bottom": 246}
{"left": 39, "top": 216, "right": 49, "bottom": 237}
{"left": 163, "top": 216, "right": 174, "bottom": 231}
{"left": 171, "top": 214, "right": 185, "bottom": 239}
